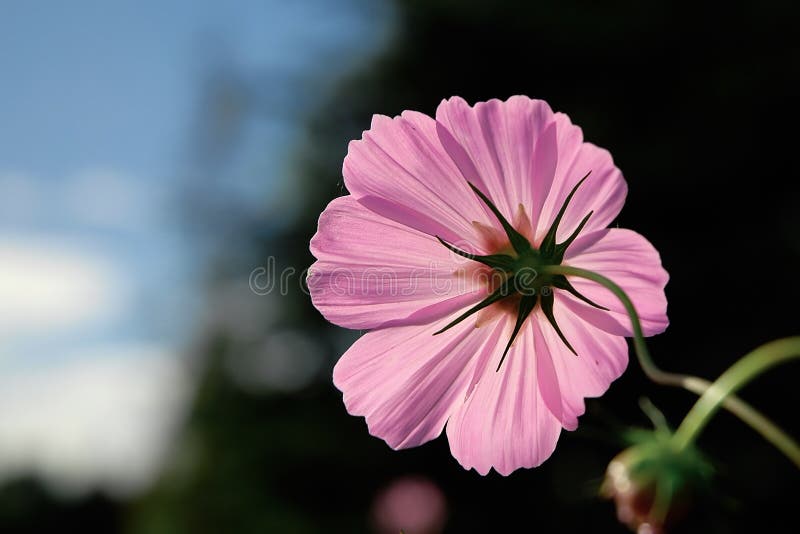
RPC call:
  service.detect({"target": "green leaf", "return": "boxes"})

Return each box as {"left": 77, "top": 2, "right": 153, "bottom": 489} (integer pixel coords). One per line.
{"left": 496, "top": 294, "right": 538, "bottom": 371}
{"left": 553, "top": 210, "right": 592, "bottom": 262}
{"left": 541, "top": 292, "right": 577, "bottom": 355}
{"left": 553, "top": 276, "right": 609, "bottom": 311}
{"left": 433, "top": 280, "right": 513, "bottom": 335}
{"left": 468, "top": 182, "right": 532, "bottom": 255}
{"left": 435, "top": 236, "right": 515, "bottom": 271}
{"left": 539, "top": 170, "right": 591, "bottom": 257}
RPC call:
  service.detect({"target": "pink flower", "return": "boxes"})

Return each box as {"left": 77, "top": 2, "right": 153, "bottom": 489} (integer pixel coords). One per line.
{"left": 371, "top": 476, "right": 447, "bottom": 534}
{"left": 308, "top": 96, "right": 668, "bottom": 475}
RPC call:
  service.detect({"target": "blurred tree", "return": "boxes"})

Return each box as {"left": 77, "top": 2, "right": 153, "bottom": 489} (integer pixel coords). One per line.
{"left": 0, "top": 477, "right": 120, "bottom": 533}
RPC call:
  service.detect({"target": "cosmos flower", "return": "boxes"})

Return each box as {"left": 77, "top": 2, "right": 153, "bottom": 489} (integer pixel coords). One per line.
{"left": 371, "top": 476, "right": 447, "bottom": 534}
{"left": 308, "top": 96, "right": 668, "bottom": 475}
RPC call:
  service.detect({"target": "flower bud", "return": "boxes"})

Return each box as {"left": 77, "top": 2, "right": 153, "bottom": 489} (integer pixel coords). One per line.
{"left": 601, "top": 429, "right": 713, "bottom": 533}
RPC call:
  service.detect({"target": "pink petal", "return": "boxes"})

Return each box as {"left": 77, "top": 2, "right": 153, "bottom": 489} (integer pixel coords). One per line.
{"left": 562, "top": 228, "right": 669, "bottom": 336}
{"left": 446, "top": 323, "right": 562, "bottom": 475}
{"left": 535, "top": 303, "right": 629, "bottom": 430}
{"left": 435, "top": 96, "right": 557, "bottom": 227}
{"left": 343, "top": 110, "right": 493, "bottom": 246}
{"left": 531, "top": 316, "right": 567, "bottom": 427}
{"left": 309, "top": 196, "right": 487, "bottom": 330}
{"left": 534, "top": 112, "right": 628, "bottom": 245}
{"left": 333, "top": 310, "right": 509, "bottom": 450}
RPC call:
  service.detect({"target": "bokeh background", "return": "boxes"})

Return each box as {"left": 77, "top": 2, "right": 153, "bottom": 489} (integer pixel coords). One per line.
{"left": 1, "top": 0, "right": 798, "bottom": 532}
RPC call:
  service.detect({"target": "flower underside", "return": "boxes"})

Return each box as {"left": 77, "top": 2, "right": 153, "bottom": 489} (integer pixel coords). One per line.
{"left": 434, "top": 171, "right": 608, "bottom": 371}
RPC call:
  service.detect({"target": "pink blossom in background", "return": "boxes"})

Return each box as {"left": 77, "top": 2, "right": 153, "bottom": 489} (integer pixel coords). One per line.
{"left": 371, "top": 476, "right": 447, "bottom": 534}
{"left": 308, "top": 96, "right": 668, "bottom": 475}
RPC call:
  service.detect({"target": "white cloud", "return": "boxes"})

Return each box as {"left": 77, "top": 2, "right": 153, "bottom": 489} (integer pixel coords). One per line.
{"left": 0, "top": 236, "right": 126, "bottom": 337}
{"left": 64, "top": 168, "right": 164, "bottom": 231}
{"left": 0, "top": 344, "right": 191, "bottom": 498}
{"left": 0, "top": 168, "right": 163, "bottom": 232}
{"left": 0, "top": 171, "right": 40, "bottom": 221}
{"left": 0, "top": 169, "right": 193, "bottom": 497}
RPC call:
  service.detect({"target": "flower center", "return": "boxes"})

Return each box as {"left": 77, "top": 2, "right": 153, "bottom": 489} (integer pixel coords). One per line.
{"left": 434, "top": 173, "right": 609, "bottom": 370}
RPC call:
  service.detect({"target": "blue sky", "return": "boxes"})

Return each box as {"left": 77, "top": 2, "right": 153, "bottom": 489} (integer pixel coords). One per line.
{"left": 0, "top": 0, "right": 390, "bottom": 496}
{"left": 0, "top": 0, "right": 384, "bottom": 175}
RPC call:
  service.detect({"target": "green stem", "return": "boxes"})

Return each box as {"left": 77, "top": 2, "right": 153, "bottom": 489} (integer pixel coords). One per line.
{"left": 543, "top": 264, "right": 800, "bottom": 468}
{"left": 672, "top": 337, "right": 800, "bottom": 455}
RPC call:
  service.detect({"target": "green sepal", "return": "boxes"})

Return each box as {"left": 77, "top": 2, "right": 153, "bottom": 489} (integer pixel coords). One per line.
{"left": 539, "top": 171, "right": 591, "bottom": 257}
{"left": 540, "top": 291, "right": 577, "bottom": 356}
{"left": 553, "top": 276, "right": 609, "bottom": 311}
{"left": 496, "top": 294, "right": 538, "bottom": 371}
{"left": 433, "top": 280, "right": 512, "bottom": 335}
{"left": 552, "top": 210, "right": 593, "bottom": 263}
{"left": 435, "top": 236, "right": 515, "bottom": 271}
{"left": 468, "top": 182, "right": 532, "bottom": 255}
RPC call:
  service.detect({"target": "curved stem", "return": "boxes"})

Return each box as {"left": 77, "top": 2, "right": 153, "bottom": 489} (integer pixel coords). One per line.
{"left": 672, "top": 337, "right": 800, "bottom": 455}
{"left": 543, "top": 264, "right": 800, "bottom": 468}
